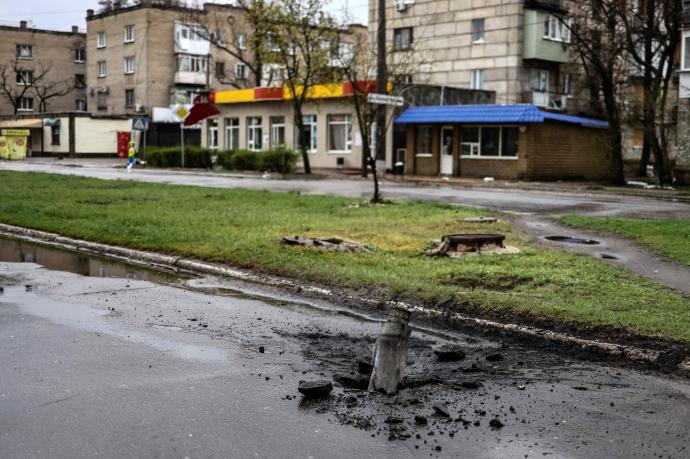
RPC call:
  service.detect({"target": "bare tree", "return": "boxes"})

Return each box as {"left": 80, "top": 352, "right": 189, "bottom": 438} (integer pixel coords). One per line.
{"left": 0, "top": 59, "right": 51, "bottom": 114}
{"left": 184, "top": 0, "right": 273, "bottom": 88}
{"left": 32, "top": 64, "right": 75, "bottom": 113}
{"left": 568, "top": 0, "right": 630, "bottom": 185}
{"left": 268, "top": 0, "right": 340, "bottom": 174}
{"left": 620, "top": 0, "right": 681, "bottom": 185}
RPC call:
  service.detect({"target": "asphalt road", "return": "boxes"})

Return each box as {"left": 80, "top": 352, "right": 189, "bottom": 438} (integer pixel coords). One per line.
{"left": 1, "top": 240, "right": 689, "bottom": 458}
{"left": 1, "top": 160, "right": 689, "bottom": 219}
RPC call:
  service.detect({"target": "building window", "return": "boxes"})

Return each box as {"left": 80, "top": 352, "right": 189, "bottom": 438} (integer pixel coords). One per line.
{"left": 225, "top": 117, "right": 240, "bottom": 150}
{"left": 470, "top": 69, "right": 485, "bottom": 90}
{"left": 393, "top": 27, "right": 413, "bottom": 50}
{"left": 208, "top": 118, "right": 219, "bottom": 149}
{"left": 177, "top": 54, "right": 208, "bottom": 73}
{"left": 215, "top": 61, "right": 225, "bottom": 79}
{"left": 543, "top": 15, "right": 571, "bottom": 43}
{"left": 75, "top": 48, "right": 85, "bottom": 63}
{"left": 75, "top": 74, "right": 85, "bottom": 88}
{"left": 16, "top": 96, "right": 33, "bottom": 111}
{"left": 563, "top": 73, "right": 572, "bottom": 96}
{"left": 415, "top": 125, "right": 432, "bottom": 156}
{"left": 124, "top": 56, "right": 135, "bottom": 74}
{"left": 461, "top": 126, "right": 518, "bottom": 158}
{"left": 125, "top": 89, "right": 135, "bottom": 107}
{"left": 247, "top": 116, "right": 262, "bottom": 151}
{"left": 97, "top": 61, "right": 106, "bottom": 78}
{"left": 683, "top": 31, "right": 690, "bottom": 71}
{"left": 236, "top": 32, "right": 246, "bottom": 50}
{"left": 234, "top": 63, "right": 247, "bottom": 79}
{"left": 97, "top": 31, "right": 106, "bottom": 48}
{"left": 327, "top": 114, "right": 352, "bottom": 152}
{"left": 124, "top": 25, "right": 134, "bottom": 43}
{"left": 471, "top": 18, "right": 485, "bottom": 43}
{"left": 296, "top": 115, "right": 317, "bottom": 152}
{"left": 261, "top": 64, "right": 284, "bottom": 86}
{"left": 16, "top": 44, "right": 32, "bottom": 59}
{"left": 529, "top": 69, "right": 550, "bottom": 92}
{"left": 270, "top": 116, "right": 285, "bottom": 147}
{"left": 51, "top": 125, "right": 60, "bottom": 145}
{"left": 97, "top": 92, "right": 107, "bottom": 110}
{"left": 76, "top": 98, "right": 87, "bottom": 111}
{"left": 16, "top": 70, "right": 32, "bottom": 85}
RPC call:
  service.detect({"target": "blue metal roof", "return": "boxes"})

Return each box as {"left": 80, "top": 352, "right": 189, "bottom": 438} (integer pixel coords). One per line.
{"left": 395, "top": 104, "right": 608, "bottom": 128}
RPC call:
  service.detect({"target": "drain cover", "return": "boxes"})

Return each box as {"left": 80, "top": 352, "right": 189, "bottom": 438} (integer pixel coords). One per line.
{"left": 443, "top": 234, "right": 505, "bottom": 246}
{"left": 545, "top": 236, "right": 600, "bottom": 245}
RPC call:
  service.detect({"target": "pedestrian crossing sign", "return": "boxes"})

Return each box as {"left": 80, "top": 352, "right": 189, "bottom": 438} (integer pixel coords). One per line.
{"left": 132, "top": 116, "right": 149, "bottom": 131}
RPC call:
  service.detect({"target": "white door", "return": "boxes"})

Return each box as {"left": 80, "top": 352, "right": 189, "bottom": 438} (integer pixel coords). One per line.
{"left": 440, "top": 127, "right": 454, "bottom": 175}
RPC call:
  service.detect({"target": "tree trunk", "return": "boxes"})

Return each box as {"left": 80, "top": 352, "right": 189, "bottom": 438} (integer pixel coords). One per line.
{"left": 636, "top": 136, "right": 650, "bottom": 177}
{"left": 293, "top": 110, "right": 311, "bottom": 174}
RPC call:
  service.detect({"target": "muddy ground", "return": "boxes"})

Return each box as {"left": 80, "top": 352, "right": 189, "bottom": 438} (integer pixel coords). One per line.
{"left": 1, "top": 243, "right": 689, "bottom": 458}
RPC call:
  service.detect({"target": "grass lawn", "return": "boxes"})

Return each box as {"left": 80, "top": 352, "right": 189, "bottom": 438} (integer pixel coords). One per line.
{"left": 1, "top": 171, "right": 689, "bottom": 342}
{"left": 560, "top": 215, "right": 690, "bottom": 266}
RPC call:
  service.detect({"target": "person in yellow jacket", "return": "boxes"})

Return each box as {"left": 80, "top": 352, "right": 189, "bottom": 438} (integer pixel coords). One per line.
{"left": 127, "top": 140, "right": 136, "bottom": 171}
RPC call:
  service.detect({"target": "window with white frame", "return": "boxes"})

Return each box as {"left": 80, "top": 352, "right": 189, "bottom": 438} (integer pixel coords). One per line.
{"left": 97, "top": 31, "right": 106, "bottom": 48}
{"left": 208, "top": 118, "right": 219, "bottom": 149}
{"left": 416, "top": 125, "right": 432, "bottom": 156}
{"left": 124, "top": 25, "right": 134, "bottom": 43}
{"left": 97, "top": 92, "right": 107, "bottom": 110}
{"left": 393, "top": 27, "right": 413, "bottom": 50}
{"left": 125, "top": 89, "right": 135, "bottom": 107}
{"left": 16, "top": 44, "right": 32, "bottom": 59}
{"left": 461, "top": 126, "right": 518, "bottom": 158}
{"left": 470, "top": 69, "right": 485, "bottom": 90}
{"left": 97, "top": 61, "right": 106, "bottom": 77}
{"left": 296, "top": 115, "right": 317, "bottom": 152}
{"left": 177, "top": 54, "right": 208, "bottom": 73}
{"left": 563, "top": 73, "right": 572, "bottom": 96}
{"left": 683, "top": 31, "right": 690, "bottom": 71}
{"left": 225, "top": 117, "right": 240, "bottom": 150}
{"left": 471, "top": 18, "right": 485, "bottom": 43}
{"left": 124, "top": 56, "right": 135, "bottom": 74}
{"left": 237, "top": 32, "right": 246, "bottom": 50}
{"left": 16, "top": 96, "right": 33, "bottom": 111}
{"left": 529, "top": 69, "right": 550, "bottom": 92}
{"left": 247, "top": 116, "right": 263, "bottom": 151}
{"left": 75, "top": 48, "right": 85, "bottom": 63}
{"left": 75, "top": 98, "right": 87, "bottom": 111}
{"left": 261, "top": 63, "right": 284, "bottom": 86}
{"left": 16, "top": 70, "right": 32, "bottom": 85}
{"left": 270, "top": 116, "right": 285, "bottom": 147}
{"left": 327, "top": 114, "right": 352, "bottom": 152}
{"left": 543, "top": 14, "right": 571, "bottom": 43}
{"left": 234, "top": 62, "right": 247, "bottom": 79}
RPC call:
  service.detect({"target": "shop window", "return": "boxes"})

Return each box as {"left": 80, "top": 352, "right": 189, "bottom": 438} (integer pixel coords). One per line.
{"left": 247, "top": 116, "right": 262, "bottom": 151}
{"left": 51, "top": 125, "right": 60, "bottom": 145}
{"left": 415, "top": 125, "right": 432, "bottom": 156}
{"left": 461, "top": 126, "right": 518, "bottom": 158}
{"left": 327, "top": 114, "right": 352, "bottom": 152}
{"left": 270, "top": 116, "right": 285, "bottom": 147}
{"left": 225, "top": 117, "right": 240, "bottom": 150}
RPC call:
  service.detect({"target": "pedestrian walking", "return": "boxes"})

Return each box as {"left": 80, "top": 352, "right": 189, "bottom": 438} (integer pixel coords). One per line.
{"left": 127, "top": 140, "right": 136, "bottom": 171}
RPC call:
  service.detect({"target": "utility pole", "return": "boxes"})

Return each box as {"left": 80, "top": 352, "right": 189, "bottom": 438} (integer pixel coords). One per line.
{"left": 375, "top": 0, "right": 386, "bottom": 178}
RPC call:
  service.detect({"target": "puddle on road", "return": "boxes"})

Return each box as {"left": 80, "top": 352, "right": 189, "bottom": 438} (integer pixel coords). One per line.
{"left": 545, "top": 235, "right": 600, "bottom": 245}
{"left": 0, "top": 236, "right": 183, "bottom": 285}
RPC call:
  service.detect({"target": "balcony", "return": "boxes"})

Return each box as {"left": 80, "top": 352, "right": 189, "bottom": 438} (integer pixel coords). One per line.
{"left": 524, "top": 0, "right": 567, "bottom": 14}
{"left": 522, "top": 90, "right": 568, "bottom": 110}
{"left": 174, "top": 71, "right": 207, "bottom": 86}
{"left": 523, "top": 9, "right": 571, "bottom": 63}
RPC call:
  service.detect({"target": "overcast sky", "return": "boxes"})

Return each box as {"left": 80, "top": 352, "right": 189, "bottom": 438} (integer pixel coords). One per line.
{"left": 0, "top": 0, "right": 369, "bottom": 32}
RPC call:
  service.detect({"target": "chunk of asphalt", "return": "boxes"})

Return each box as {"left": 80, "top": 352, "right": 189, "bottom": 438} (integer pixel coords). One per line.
{"left": 486, "top": 353, "right": 504, "bottom": 362}
{"left": 298, "top": 380, "right": 333, "bottom": 399}
{"left": 258, "top": 346, "right": 265, "bottom": 353}
{"left": 385, "top": 415, "right": 404, "bottom": 424}
{"left": 414, "top": 415, "right": 428, "bottom": 425}
{"left": 489, "top": 418, "right": 504, "bottom": 429}
{"left": 432, "top": 402, "right": 450, "bottom": 417}
{"left": 433, "top": 345, "right": 466, "bottom": 362}
{"left": 457, "top": 380, "right": 482, "bottom": 390}
{"left": 356, "top": 359, "right": 373, "bottom": 375}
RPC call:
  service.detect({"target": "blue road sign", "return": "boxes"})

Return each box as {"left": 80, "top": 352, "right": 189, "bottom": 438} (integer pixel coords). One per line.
{"left": 132, "top": 116, "right": 149, "bottom": 131}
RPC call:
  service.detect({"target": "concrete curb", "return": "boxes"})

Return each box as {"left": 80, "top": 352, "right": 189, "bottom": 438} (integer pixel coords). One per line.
{"left": 0, "top": 223, "right": 679, "bottom": 369}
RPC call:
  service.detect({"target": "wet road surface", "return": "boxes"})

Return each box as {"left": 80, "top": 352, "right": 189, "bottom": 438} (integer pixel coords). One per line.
{"left": 1, "top": 160, "right": 689, "bottom": 219}
{"left": 1, "top": 243, "right": 689, "bottom": 458}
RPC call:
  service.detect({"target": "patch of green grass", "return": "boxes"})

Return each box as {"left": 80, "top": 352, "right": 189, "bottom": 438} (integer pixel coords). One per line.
{"left": 560, "top": 215, "right": 690, "bottom": 265}
{"left": 1, "top": 171, "right": 689, "bottom": 342}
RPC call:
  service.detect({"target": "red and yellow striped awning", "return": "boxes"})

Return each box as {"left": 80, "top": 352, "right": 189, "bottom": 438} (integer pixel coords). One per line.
{"left": 211, "top": 81, "right": 388, "bottom": 105}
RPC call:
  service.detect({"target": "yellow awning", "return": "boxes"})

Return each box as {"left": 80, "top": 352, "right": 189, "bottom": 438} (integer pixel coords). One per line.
{"left": 0, "top": 118, "right": 43, "bottom": 129}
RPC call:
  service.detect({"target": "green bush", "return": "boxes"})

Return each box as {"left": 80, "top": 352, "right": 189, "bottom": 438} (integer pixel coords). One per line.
{"left": 257, "top": 146, "right": 299, "bottom": 174}
{"left": 145, "top": 146, "right": 230, "bottom": 169}
{"left": 229, "top": 149, "right": 258, "bottom": 171}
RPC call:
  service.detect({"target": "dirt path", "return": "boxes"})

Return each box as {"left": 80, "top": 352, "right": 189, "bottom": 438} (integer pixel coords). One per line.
{"left": 514, "top": 216, "right": 690, "bottom": 296}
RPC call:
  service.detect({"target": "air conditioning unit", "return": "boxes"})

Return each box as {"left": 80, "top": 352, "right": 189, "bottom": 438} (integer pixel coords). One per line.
{"left": 99, "top": 86, "right": 109, "bottom": 95}
{"left": 134, "top": 104, "right": 144, "bottom": 113}
{"left": 395, "top": 0, "right": 415, "bottom": 12}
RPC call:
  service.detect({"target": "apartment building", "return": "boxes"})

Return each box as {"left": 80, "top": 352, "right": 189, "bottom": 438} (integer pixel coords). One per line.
{"left": 370, "top": 0, "right": 584, "bottom": 113}
{"left": 0, "top": 21, "right": 87, "bottom": 116}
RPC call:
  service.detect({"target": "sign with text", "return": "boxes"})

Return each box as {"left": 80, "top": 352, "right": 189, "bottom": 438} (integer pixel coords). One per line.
{"left": 367, "top": 93, "right": 404, "bottom": 106}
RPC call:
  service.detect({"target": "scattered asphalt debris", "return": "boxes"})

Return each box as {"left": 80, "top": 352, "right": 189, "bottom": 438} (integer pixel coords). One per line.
{"left": 573, "top": 386, "right": 588, "bottom": 391}
{"left": 489, "top": 418, "right": 504, "bottom": 429}
{"left": 298, "top": 380, "right": 333, "bottom": 399}
{"left": 432, "top": 402, "right": 450, "bottom": 417}
{"left": 486, "top": 353, "right": 504, "bottom": 362}
{"left": 433, "top": 344, "right": 466, "bottom": 362}
{"left": 457, "top": 380, "right": 482, "bottom": 390}
{"left": 357, "top": 359, "right": 374, "bottom": 375}
{"left": 414, "top": 415, "right": 428, "bottom": 425}
{"left": 258, "top": 346, "right": 265, "bottom": 353}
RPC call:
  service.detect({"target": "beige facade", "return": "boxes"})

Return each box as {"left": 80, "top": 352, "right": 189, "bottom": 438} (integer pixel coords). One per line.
{"left": 202, "top": 99, "right": 394, "bottom": 171}
{"left": 0, "top": 22, "right": 86, "bottom": 116}
{"left": 370, "top": 0, "right": 586, "bottom": 113}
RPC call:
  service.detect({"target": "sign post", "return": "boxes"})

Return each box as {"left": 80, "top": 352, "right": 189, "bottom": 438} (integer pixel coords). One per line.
{"left": 171, "top": 104, "right": 191, "bottom": 167}
{"left": 131, "top": 116, "right": 149, "bottom": 166}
